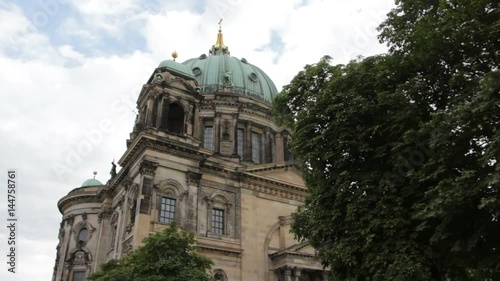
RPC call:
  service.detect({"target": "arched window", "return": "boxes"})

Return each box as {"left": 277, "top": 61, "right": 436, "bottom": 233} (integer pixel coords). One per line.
{"left": 166, "top": 103, "right": 184, "bottom": 134}
{"left": 155, "top": 179, "right": 187, "bottom": 225}
{"left": 77, "top": 228, "right": 88, "bottom": 242}
{"left": 206, "top": 194, "right": 232, "bottom": 236}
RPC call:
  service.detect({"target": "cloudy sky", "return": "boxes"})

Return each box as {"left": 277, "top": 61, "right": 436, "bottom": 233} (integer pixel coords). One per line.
{"left": 0, "top": 0, "right": 394, "bottom": 279}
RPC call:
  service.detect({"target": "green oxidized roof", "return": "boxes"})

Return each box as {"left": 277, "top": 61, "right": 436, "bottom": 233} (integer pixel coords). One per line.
{"left": 179, "top": 27, "right": 277, "bottom": 104}
{"left": 81, "top": 178, "right": 103, "bottom": 187}
{"left": 157, "top": 59, "right": 196, "bottom": 81}
{"left": 182, "top": 54, "right": 278, "bottom": 104}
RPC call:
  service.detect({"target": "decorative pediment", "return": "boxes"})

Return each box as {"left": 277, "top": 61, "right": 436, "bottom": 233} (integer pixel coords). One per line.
{"left": 65, "top": 246, "right": 92, "bottom": 268}
{"left": 247, "top": 165, "right": 305, "bottom": 187}
{"left": 285, "top": 241, "right": 311, "bottom": 253}
{"left": 265, "top": 216, "right": 324, "bottom": 273}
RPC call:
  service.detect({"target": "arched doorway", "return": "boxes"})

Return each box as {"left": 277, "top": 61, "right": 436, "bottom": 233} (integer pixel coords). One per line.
{"left": 166, "top": 103, "right": 184, "bottom": 134}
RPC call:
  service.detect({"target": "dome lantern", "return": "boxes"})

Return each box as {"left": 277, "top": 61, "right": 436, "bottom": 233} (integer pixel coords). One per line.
{"left": 210, "top": 19, "right": 229, "bottom": 56}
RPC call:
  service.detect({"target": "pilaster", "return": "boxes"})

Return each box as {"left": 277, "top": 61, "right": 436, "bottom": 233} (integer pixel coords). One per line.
{"left": 244, "top": 121, "right": 253, "bottom": 161}
{"left": 231, "top": 113, "right": 239, "bottom": 158}
{"left": 275, "top": 131, "right": 284, "bottom": 162}
{"left": 214, "top": 112, "right": 221, "bottom": 154}
{"left": 132, "top": 160, "right": 158, "bottom": 249}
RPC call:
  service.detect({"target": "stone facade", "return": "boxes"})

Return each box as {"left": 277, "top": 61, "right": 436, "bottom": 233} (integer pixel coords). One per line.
{"left": 53, "top": 30, "right": 328, "bottom": 281}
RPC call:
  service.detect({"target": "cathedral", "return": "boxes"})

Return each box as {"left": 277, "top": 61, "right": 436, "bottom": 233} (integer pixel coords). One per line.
{"left": 53, "top": 26, "right": 328, "bottom": 281}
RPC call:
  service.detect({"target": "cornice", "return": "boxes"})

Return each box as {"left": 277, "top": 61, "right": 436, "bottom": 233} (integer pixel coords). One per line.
{"left": 119, "top": 133, "right": 210, "bottom": 167}
{"left": 197, "top": 243, "right": 243, "bottom": 257}
{"left": 241, "top": 172, "right": 307, "bottom": 193}
{"left": 240, "top": 181, "right": 306, "bottom": 202}
{"left": 269, "top": 251, "right": 317, "bottom": 261}
{"left": 199, "top": 161, "right": 307, "bottom": 202}
{"left": 244, "top": 162, "right": 300, "bottom": 173}
{"left": 58, "top": 192, "right": 102, "bottom": 214}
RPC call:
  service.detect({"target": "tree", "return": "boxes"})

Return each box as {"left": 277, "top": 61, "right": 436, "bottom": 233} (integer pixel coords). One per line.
{"left": 88, "top": 222, "right": 213, "bottom": 281}
{"left": 273, "top": 1, "right": 500, "bottom": 280}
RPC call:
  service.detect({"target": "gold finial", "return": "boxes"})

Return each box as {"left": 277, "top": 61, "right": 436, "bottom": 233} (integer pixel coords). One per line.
{"left": 93, "top": 170, "right": 97, "bottom": 179}
{"left": 211, "top": 18, "right": 229, "bottom": 55}
{"left": 215, "top": 19, "right": 225, "bottom": 48}
{"left": 171, "top": 50, "right": 178, "bottom": 61}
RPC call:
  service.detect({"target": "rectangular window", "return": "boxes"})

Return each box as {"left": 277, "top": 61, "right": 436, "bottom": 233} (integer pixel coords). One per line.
{"left": 237, "top": 129, "right": 244, "bottom": 158}
{"left": 252, "top": 132, "right": 261, "bottom": 164}
{"left": 211, "top": 208, "right": 225, "bottom": 235}
{"left": 204, "top": 127, "right": 213, "bottom": 150}
{"left": 72, "top": 271, "right": 86, "bottom": 281}
{"left": 160, "top": 197, "right": 176, "bottom": 223}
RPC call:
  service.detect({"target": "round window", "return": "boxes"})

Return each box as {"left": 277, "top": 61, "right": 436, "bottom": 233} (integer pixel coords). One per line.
{"left": 248, "top": 72, "right": 258, "bottom": 82}
{"left": 192, "top": 67, "right": 202, "bottom": 76}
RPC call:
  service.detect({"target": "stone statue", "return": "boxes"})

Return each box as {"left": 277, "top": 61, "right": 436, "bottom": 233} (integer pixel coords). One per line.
{"left": 110, "top": 160, "right": 117, "bottom": 178}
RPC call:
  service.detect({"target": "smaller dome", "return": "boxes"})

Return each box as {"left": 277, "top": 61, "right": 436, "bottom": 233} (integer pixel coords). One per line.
{"left": 157, "top": 59, "right": 196, "bottom": 81}
{"left": 81, "top": 178, "right": 103, "bottom": 187}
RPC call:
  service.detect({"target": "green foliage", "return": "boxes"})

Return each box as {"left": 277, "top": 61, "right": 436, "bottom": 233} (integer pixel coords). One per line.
{"left": 273, "top": 1, "right": 500, "bottom": 280}
{"left": 88, "top": 222, "right": 213, "bottom": 281}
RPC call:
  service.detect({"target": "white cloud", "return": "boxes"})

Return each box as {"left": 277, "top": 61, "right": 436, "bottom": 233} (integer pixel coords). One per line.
{"left": 0, "top": 233, "right": 57, "bottom": 280}
{"left": 64, "top": 0, "right": 143, "bottom": 38}
{"left": 58, "top": 44, "right": 85, "bottom": 61}
{"left": 0, "top": 3, "right": 59, "bottom": 62}
{"left": 58, "top": 16, "right": 100, "bottom": 45}
{"left": 75, "top": 0, "right": 138, "bottom": 16}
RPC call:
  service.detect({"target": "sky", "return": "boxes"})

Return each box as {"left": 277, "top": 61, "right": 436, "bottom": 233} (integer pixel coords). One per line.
{"left": 0, "top": 0, "right": 394, "bottom": 279}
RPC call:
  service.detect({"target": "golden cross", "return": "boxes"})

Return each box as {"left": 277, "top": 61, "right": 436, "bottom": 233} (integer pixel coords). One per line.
{"left": 218, "top": 18, "right": 223, "bottom": 31}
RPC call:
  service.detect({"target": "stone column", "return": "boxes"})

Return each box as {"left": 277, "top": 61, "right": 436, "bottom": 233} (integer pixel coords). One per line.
{"left": 264, "top": 128, "right": 272, "bottom": 163}
{"left": 322, "top": 270, "right": 329, "bottom": 281}
{"left": 214, "top": 113, "right": 221, "bottom": 154}
{"left": 244, "top": 121, "right": 253, "bottom": 161}
{"left": 293, "top": 267, "right": 302, "bottom": 281}
{"left": 284, "top": 267, "right": 292, "bottom": 281}
{"left": 199, "top": 116, "right": 205, "bottom": 143}
{"left": 138, "top": 106, "right": 146, "bottom": 124}
{"left": 283, "top": 131, "right": 290, "bottom": 161}
{"left": 155, "top": 95, "right": 164, "bottom": 129}
{"left": 146, "top": 94, "right": 155, "bottom": 128}
{"left": 231, "top": 113, "right": 239, "bottom": 157}
{"left": 274, "top": 269, "right": 283, "bottom": 281}
{"left": 186, "top": 103, "right": 194, "bottom": 136}
{"left": 193, "top": 104, "right": 200, "bottom": 140}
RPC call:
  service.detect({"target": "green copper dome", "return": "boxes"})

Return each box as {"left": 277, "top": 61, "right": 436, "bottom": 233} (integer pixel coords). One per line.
{"left": 181, "top": 28, "right": 278, "bottom": 104}
{"left": 81, "top": 178, "right": 103, "bottom": 187}
{"left": 157, "top": 59, "right": 196, "bottom": 81}
{"left": 182, "top": 55, "right": 278, "bottom": 104}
